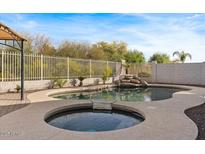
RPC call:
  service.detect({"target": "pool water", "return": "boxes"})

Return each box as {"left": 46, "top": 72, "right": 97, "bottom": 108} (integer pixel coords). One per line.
{"left": 46, "top": 109, "right": 144, "bottom": 132}
{"left": 53, "top": 87, "right": 184, "bottom": 102}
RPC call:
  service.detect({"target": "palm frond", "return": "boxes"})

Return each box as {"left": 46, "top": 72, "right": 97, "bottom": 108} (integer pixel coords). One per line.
{"left": 185, "top": 53, "right": 192, "bottom": 60}
{"left": 173, "top": 51, "right": 180, "bottom": 57}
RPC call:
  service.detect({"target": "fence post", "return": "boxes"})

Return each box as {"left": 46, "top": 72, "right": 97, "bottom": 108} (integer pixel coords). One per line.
{"left": 89, "top": 59, "right": 92, "bottom": 78}
{"left": 1, "top": 50, "right": 4, "bottom": 81}
{"left": 41, "top": 54, "right": 43, "bottom": 80}
{"left": 67, "top": 57, "right": 69, "bottom": 79}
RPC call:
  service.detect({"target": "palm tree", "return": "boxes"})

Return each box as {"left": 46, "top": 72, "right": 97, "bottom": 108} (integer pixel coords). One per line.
{"left": 123, "top": 63, "right": 130, "bottom": 74}
{"left": 173, "top": 51, "right": 192, "bottom": 63}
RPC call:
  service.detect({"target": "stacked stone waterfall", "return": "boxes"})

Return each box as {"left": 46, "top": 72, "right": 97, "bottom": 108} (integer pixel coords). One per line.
{"left": 118, "top": 74, "right": 149, "bottom": 87}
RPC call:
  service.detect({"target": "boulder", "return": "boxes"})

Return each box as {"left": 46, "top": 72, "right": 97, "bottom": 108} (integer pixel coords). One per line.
{"left": 124, "top": 74, "right": 134, "bottom": 80}
{"left": 121, "top": 79, "right": 130, "bottom": 83}
{"left": 130, "top": 79, "right": 141, "bottom": 84}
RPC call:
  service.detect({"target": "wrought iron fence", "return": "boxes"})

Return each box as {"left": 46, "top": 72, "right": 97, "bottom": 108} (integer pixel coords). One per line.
{"left": 128, "top": 63, "right": 152, "bottom": 78}
{"left": 0, "top": 50, "right": 122, "bottom": 81}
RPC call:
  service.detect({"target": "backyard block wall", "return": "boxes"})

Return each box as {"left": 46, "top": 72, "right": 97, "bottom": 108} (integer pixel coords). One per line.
{"left": 152, "top": 62, "right": 205, "bottom": 86}
{"left": 0, "top": 77, "right": 115, "bottom": 93}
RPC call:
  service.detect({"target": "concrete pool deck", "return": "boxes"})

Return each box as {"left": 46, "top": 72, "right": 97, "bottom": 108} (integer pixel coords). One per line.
{"left": 0, "top": 84, "right": 205, "bottom": 139}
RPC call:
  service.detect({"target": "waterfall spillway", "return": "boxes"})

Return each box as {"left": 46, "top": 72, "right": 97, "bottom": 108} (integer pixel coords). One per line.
{"left": 91, "top": 100, "right": 116, "bottom": 110}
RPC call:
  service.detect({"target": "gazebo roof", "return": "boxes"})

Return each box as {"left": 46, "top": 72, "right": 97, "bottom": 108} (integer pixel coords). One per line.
{"left": 0, "top": 22, "right": 26, "bottom": 41}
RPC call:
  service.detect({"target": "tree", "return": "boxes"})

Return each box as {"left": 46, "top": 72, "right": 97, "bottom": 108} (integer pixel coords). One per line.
{"left": 32, "top": 34, "right": 56, "bottom": 55}
{"left": 56, "top": 41, "right": 90, "bottom": 59}
{"left": 95, "top": 41, "right": 128, "bottom": 61}
{"left": 21, "top": 34, "right": 57, "bottom": 55}
{"left": 124, "top": 50, "right": 145, "bottom": 64}
{"left": 173, "top": 51, "right": 192, "bottom": 63}
{"left": 123, "top": 63, "right": 131, "bottom": 74}
{"left": 87, "top": 44, "right": 106, "bottom": 60}
{"left": 69, "top": 60, "right": 89, "bottom": 77}
{"left": 23, "top": 34, "right": 34, "bottom": 54}
{"left": 149, "top": 53, "right": 170, "bottom": 63}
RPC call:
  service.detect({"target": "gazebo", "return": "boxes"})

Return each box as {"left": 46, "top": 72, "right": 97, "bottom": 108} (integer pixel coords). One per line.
{"left": 0, "top": 22, "right": 26, "bottom": 100}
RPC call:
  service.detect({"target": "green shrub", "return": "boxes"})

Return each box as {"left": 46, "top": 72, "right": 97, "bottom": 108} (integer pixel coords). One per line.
{"left": 78, "top": 76, "right": 86, "bottom": 86}
{"left": 15, "top": 85, "right": 21, "bottom": 93}
{"left": 51, "top": 79, "right": 67, "bottom": 88}
{"left": 102, "top": 75, "right": 107, "bottom": 84}
{"left": 70, "top": 79, "right": 77, "bottom": 87}
{"left": 101, "top": 66, "right": 113, "bottom": 84}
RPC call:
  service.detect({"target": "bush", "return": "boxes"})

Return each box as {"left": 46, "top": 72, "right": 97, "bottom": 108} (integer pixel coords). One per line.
{"left": 101, "top": 66, "right": 113, "bottom": 84}
{"left": 78, "top": 76, "right": 86, "bottom": 86}
{"left": 50, "top": 79, "right": 67, "bottom": 88}
{"left": 70, "top": 79, "right": 78, "bottom": 87}
{"left": 15, "top": 85, "right": 21, "bottom": 93}
{"left": 102, "top": 75, "right": 107, "bottom": 84}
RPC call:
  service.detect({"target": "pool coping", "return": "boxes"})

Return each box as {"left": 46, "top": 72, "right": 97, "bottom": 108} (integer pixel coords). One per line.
{"left": 0, "top": 84, "right": 205, "bottom": 139}
{"left": 27, "top": 84, "right": 191, "bottom": 103}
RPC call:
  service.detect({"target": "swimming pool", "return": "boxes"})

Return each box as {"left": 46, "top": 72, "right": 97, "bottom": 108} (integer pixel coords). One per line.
{"left": 53, "top": 87, "right": 185, "bottom": 102}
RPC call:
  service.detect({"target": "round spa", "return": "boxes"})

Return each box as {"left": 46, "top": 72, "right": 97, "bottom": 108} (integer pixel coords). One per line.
{"left": 45, "top": 107, "right": 144, "bottom": 132}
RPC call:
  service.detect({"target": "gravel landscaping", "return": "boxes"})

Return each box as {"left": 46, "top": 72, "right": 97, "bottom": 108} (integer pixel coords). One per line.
{"left": 185, "top": 102, "right": 205, "bottom": 140}
{"left": 0, "top": 104, "right": 29, "bottom": 117}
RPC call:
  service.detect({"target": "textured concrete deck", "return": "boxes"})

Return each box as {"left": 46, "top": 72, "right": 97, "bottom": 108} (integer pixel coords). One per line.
{"left": 0, "top": 93, "right": 29, "bottom": 117}
{"left": 0, "top": 93, "right": 28, "bottom": 106}
{"left": 0, "top": 84, "right": 205, "bottom": 139}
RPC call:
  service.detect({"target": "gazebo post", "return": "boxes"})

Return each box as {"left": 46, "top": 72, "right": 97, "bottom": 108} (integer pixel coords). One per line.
{"left": 20, "top": 40, "right": 24, "bottom": 100}
{"left": 0, "top": 22, "right": 27, "bottom": 100}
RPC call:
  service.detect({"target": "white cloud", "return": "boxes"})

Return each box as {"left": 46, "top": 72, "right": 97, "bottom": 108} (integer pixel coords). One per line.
{"left": 1, "top": 13, "right": 205, "bottom": 62}
{"left": 117, "top": 14, "right": 205, "bottom": 62}
{"left": 0, "top": 14, "right": 39, "bottom": 32}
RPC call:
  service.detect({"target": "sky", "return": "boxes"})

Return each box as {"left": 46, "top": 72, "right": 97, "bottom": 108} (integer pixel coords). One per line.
{"left": 0, "top": 13, "right": 205, "bottom": 62}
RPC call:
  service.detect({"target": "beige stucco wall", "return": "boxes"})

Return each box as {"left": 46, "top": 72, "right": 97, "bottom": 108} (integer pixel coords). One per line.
{"left": 0, "top": 80, "right": 51, "bottom": 93}
{"left": 152, "top": 62, "right": 205, "bottom": 86}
